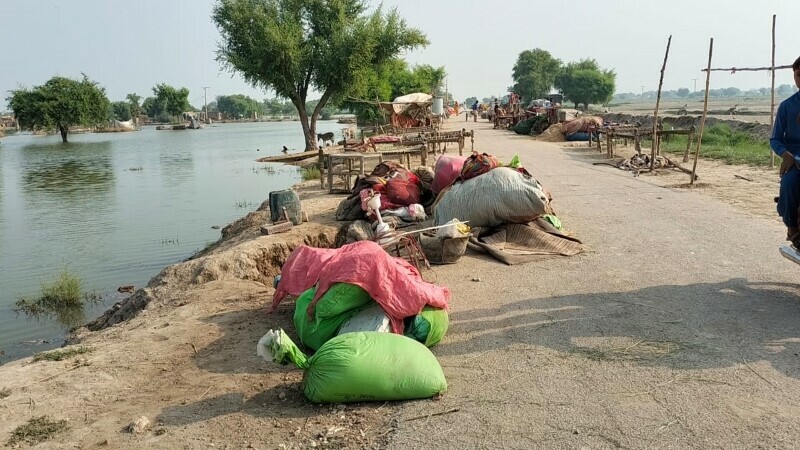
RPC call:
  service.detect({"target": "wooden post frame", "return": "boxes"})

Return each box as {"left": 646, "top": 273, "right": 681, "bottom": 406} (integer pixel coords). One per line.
{"left": 652, "top": 35, "right": 672, "bottom": 170}
{"left": 692, "top": 38, "right": 714, "bottom": 185}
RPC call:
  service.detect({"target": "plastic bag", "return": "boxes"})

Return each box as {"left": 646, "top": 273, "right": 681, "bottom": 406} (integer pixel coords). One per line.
{"left": 257, "top": 330, "right": 448, "bottom": 403}
{"left": 294, "top": 284, "right": 373, "bottom": 350}
{"left": 436, "top": 218, "right": 471, "bottom": 239}
{"left": 507, "top": 155, "right": 521, "bottom": 169}
{"left": 337, "top": 303, "right": 391, "bottom": 335}
{"left": 404, "top": 306, "right": 449, "bottom": 347}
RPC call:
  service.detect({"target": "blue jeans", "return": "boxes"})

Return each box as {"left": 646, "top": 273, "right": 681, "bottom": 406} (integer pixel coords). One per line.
{"left": 778, "top": 166, "right": 800, "bottom": 228}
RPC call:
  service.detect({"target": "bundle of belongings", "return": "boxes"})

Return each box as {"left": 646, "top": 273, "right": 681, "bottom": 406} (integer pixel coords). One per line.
{"left": 431, "top": 151, "right": 583, "bottom": 265}
{"left": 336, "top": 159, "right": 434, "bottom": 227}
{"left": 260, "top": 240, "right": 450, "bottom": 403}
{"left": 562, "top": 116, "right": 603, "bottom": 142}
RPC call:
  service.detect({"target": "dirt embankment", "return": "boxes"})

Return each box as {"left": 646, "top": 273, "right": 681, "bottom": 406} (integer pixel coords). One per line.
{"left": 603, "top": 113, "right": 773, "bottom": 140}
{"left": 86, "top": 189, "right": 344, "bottom": 332}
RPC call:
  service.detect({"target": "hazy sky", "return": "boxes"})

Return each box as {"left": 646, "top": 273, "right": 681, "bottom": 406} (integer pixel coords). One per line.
{"left": 1, "top": 0, "right": 798, "bottom": 109}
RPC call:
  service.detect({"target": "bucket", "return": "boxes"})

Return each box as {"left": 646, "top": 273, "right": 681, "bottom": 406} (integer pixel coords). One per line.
{"left": 269, "top": 189, "right": 302, "bottom": 225}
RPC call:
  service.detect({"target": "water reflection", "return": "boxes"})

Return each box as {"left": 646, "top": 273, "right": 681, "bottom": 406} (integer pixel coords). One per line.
{"left": 21, "top": 141, "right": 115, "bottom": 200}
{"left": 160, "top": 152, "right": 195, "bottom": 186}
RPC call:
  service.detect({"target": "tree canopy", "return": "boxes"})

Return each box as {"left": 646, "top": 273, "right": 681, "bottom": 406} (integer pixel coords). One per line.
{"left": 144, "top": 84, "right": 191, "bottom": 122}
{"left": 111, "top": 101, "right": 132, "bottom": 121}
{"left": 342, "top": 58, "right": 446, "bottom": 123}
{"left": 7, "top": 75, "right": 110, "bottom": 142}
{"left": 216, "top": 94, "right": 262, "bottom": 119}
{"left": 213, "top": 0, "right": 428, "bottom": 150}
{"left": 510, "top": 49, "right": 562, "bottom": 104}
{"left": 126, "top": 93, "right": 142, "bottom": 120}
{"left": 554, "top": 59, "right": 616, "bottom": 109}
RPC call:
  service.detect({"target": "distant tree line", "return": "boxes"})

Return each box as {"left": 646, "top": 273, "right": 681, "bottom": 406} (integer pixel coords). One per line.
{"left": 613, "top": 84, "right": 799, "bottom": 102}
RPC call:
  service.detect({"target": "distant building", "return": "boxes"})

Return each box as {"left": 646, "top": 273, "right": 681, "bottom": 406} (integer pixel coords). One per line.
{"left": 0, "top": 115, "right": 18, "bottom": 129}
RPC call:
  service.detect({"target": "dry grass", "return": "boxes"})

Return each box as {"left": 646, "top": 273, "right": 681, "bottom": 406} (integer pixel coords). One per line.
{"left": 571, "top": 340, "right": 683, "bottom": 362}
{"left": 6, "top": 416, "right": 69, "bottom": 447}
{"left": 33, "top": 346, "right": 94, "bottom": 362}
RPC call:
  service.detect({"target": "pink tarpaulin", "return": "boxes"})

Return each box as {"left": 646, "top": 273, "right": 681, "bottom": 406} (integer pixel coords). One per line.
{"left": 272, "top": 241, "right": 451, "bottom": 333}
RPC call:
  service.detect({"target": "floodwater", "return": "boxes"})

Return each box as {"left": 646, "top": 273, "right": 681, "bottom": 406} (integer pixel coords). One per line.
{"left": 0, "top": 121, "right": 341, "bottom": 361}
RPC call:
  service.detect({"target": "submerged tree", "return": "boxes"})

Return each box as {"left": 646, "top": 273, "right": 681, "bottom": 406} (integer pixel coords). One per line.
{"left": 510, "top": 49, "right": 562, "bottom": 104}
{"left": 7, "top": 75, "right": 110, "bottom": 143}
{"left": 213, "top": 0, "right": 428, "bottom": 151}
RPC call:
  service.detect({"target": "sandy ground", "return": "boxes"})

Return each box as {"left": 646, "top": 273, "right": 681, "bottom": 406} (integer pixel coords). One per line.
{"left": 1, "top": 116, "right": 799, "bottom": 449}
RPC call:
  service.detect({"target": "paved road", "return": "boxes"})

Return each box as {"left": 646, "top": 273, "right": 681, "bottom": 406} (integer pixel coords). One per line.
{"left": 389, "top": 120, "right": 800, "bottom": 449}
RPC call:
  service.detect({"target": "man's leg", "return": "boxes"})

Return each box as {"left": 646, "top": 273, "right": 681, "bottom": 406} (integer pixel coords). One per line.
{"left": 778, "top": 167, "right": 800, "bottom": 240}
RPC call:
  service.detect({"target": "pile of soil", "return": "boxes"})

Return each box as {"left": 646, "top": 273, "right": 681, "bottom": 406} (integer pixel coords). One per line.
{"left": 535, "top": 123, "right": 566, "bottom": 142}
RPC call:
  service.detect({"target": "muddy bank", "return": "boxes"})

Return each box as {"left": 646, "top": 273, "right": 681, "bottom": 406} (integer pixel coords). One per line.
{"left": 603, "top": 112, "right": 773, "bottom": 140}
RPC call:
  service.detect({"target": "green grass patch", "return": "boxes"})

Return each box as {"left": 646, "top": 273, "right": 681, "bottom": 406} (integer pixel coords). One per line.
{"left": 6, "top": 416, "right": 70, "bottom": 447}
{"left": 301, "top": 166, "right": 321, "bottom": 181}
{"left": 660, "top": 124, "right": 772, "bottom": 166}
{"left": 13, "top": 268, "right": 98, "bottom": 329}
{"left": 32, "top": 346, "right": 93, "bottom": 362}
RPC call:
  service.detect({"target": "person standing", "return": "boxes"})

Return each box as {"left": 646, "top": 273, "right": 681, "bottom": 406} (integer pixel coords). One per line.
{"left": 772, "top": 56, "right": 800, "bottom": 246}
{"left": 471, "top": 100, "right": 479, "bottom": 123}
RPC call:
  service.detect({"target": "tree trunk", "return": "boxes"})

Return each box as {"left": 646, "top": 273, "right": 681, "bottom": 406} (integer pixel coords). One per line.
{"left": 59, "top": 125, "right": 68, "bottom": 143}
{"left": 583, "top": 102, "right": 589, "bottom": 111}
{"left": 294, "top": 101, "right": 315, "bottom": 151}
{"left": 309, "top": 91, "right": 333, "bottom": 151}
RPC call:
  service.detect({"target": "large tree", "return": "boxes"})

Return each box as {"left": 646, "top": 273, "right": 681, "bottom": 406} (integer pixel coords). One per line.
{"left": 510, "top": 49, "right": 562, "bottom": 104}
{"left": 111, "top": 101, "right": 132, "bottom": 121}
{"left": 126, "top": 93, "right": 142, "bottom": 120}
{"left": 150, "top": 84, "right": 191, "bottom": 121}
{"left": 7, "top": 75, "right": 110, "bottom": 142}
{"left": 213, "top": 0, "right": 428, "bottom": 150}
{"left": 554, "top": 59, "right": 616, "bottom": 109}
{"left": 216, "top": 94, "right": 263, "bottom": 119}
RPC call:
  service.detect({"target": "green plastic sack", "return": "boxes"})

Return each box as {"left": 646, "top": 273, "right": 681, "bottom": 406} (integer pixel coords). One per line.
{"left": 404, "top": 306, "right": 449, "bottom": 347}
{"left": 507, "top": 155, "right": 522, "bottom": 169}
{"left": 258, "top": 329, "right": 447, "bottom": 403}
{"left": 293, "top": 284, "right": 373, "bottom": 350}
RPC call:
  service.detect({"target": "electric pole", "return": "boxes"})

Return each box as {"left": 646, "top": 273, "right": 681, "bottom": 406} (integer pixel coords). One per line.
{"left": 692, "top": 78, "right": 698, "bottom": 92}
{"left": 202, "top": 86, "right": 210, "bottom": 123}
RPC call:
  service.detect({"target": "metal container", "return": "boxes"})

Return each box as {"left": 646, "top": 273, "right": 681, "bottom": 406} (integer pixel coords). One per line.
{"left": 432, "top": 97, "right": 444, "bottom": 115}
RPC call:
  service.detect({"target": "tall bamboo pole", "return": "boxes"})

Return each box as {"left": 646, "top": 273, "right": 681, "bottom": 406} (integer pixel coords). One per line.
{"left": 770, "top": 14, "right": 776, "bottom": 167}
{"left": 691, "top": 38, "right": 714, "bottom": 185}
{"left": 651, "top": 35, "right": 672, "bottom": 169}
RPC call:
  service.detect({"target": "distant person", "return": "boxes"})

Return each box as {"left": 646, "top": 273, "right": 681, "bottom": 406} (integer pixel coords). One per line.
{"left": 282, "top": 146, "right": 289, "bottom": 153}
{"left": 772, "top": 55, "right": 800, "bottom": 247}
{"left": 471, "top": 100, "right": 479, "bottom": 123}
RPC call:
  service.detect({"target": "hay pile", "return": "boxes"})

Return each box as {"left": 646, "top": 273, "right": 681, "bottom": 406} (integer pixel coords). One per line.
{"left": 535, "top": 123, "right": 566, "bottom": 142}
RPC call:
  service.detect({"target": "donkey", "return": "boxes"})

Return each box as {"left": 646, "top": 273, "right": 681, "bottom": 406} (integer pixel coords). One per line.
{"left": 317, "top": 132, "right": 335, "bottom": 146}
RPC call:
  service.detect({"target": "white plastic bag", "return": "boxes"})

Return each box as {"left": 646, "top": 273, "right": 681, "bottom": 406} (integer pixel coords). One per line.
{"left": 337, "top": 304, "right": 391, "bottom": 335}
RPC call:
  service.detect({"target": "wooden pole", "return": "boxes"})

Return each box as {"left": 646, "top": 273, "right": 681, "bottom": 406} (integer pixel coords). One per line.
{"left": 652, "top": 35, "right": 672, "bottom": 169}
{"left": 770, "top": 14, "right": 776, "bottom": 167}
{"left": 691, "top": 38, "right": 714, "bottom": 185}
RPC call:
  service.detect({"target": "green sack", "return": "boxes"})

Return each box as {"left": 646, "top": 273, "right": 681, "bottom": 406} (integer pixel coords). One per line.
{"left": 314, "top": 283, "right": 373, "bottom": 318}
{"left": 404, "top": 306, "right": 449, "bottom": 347}
{"left": 293, "top": 284, "right": 373, "bottom": 350}
{"left": 258, "top": 329, "right": 447, "bottom": 403}
{"left": 306, "top": 332, "right": 447, "bottom": 403}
